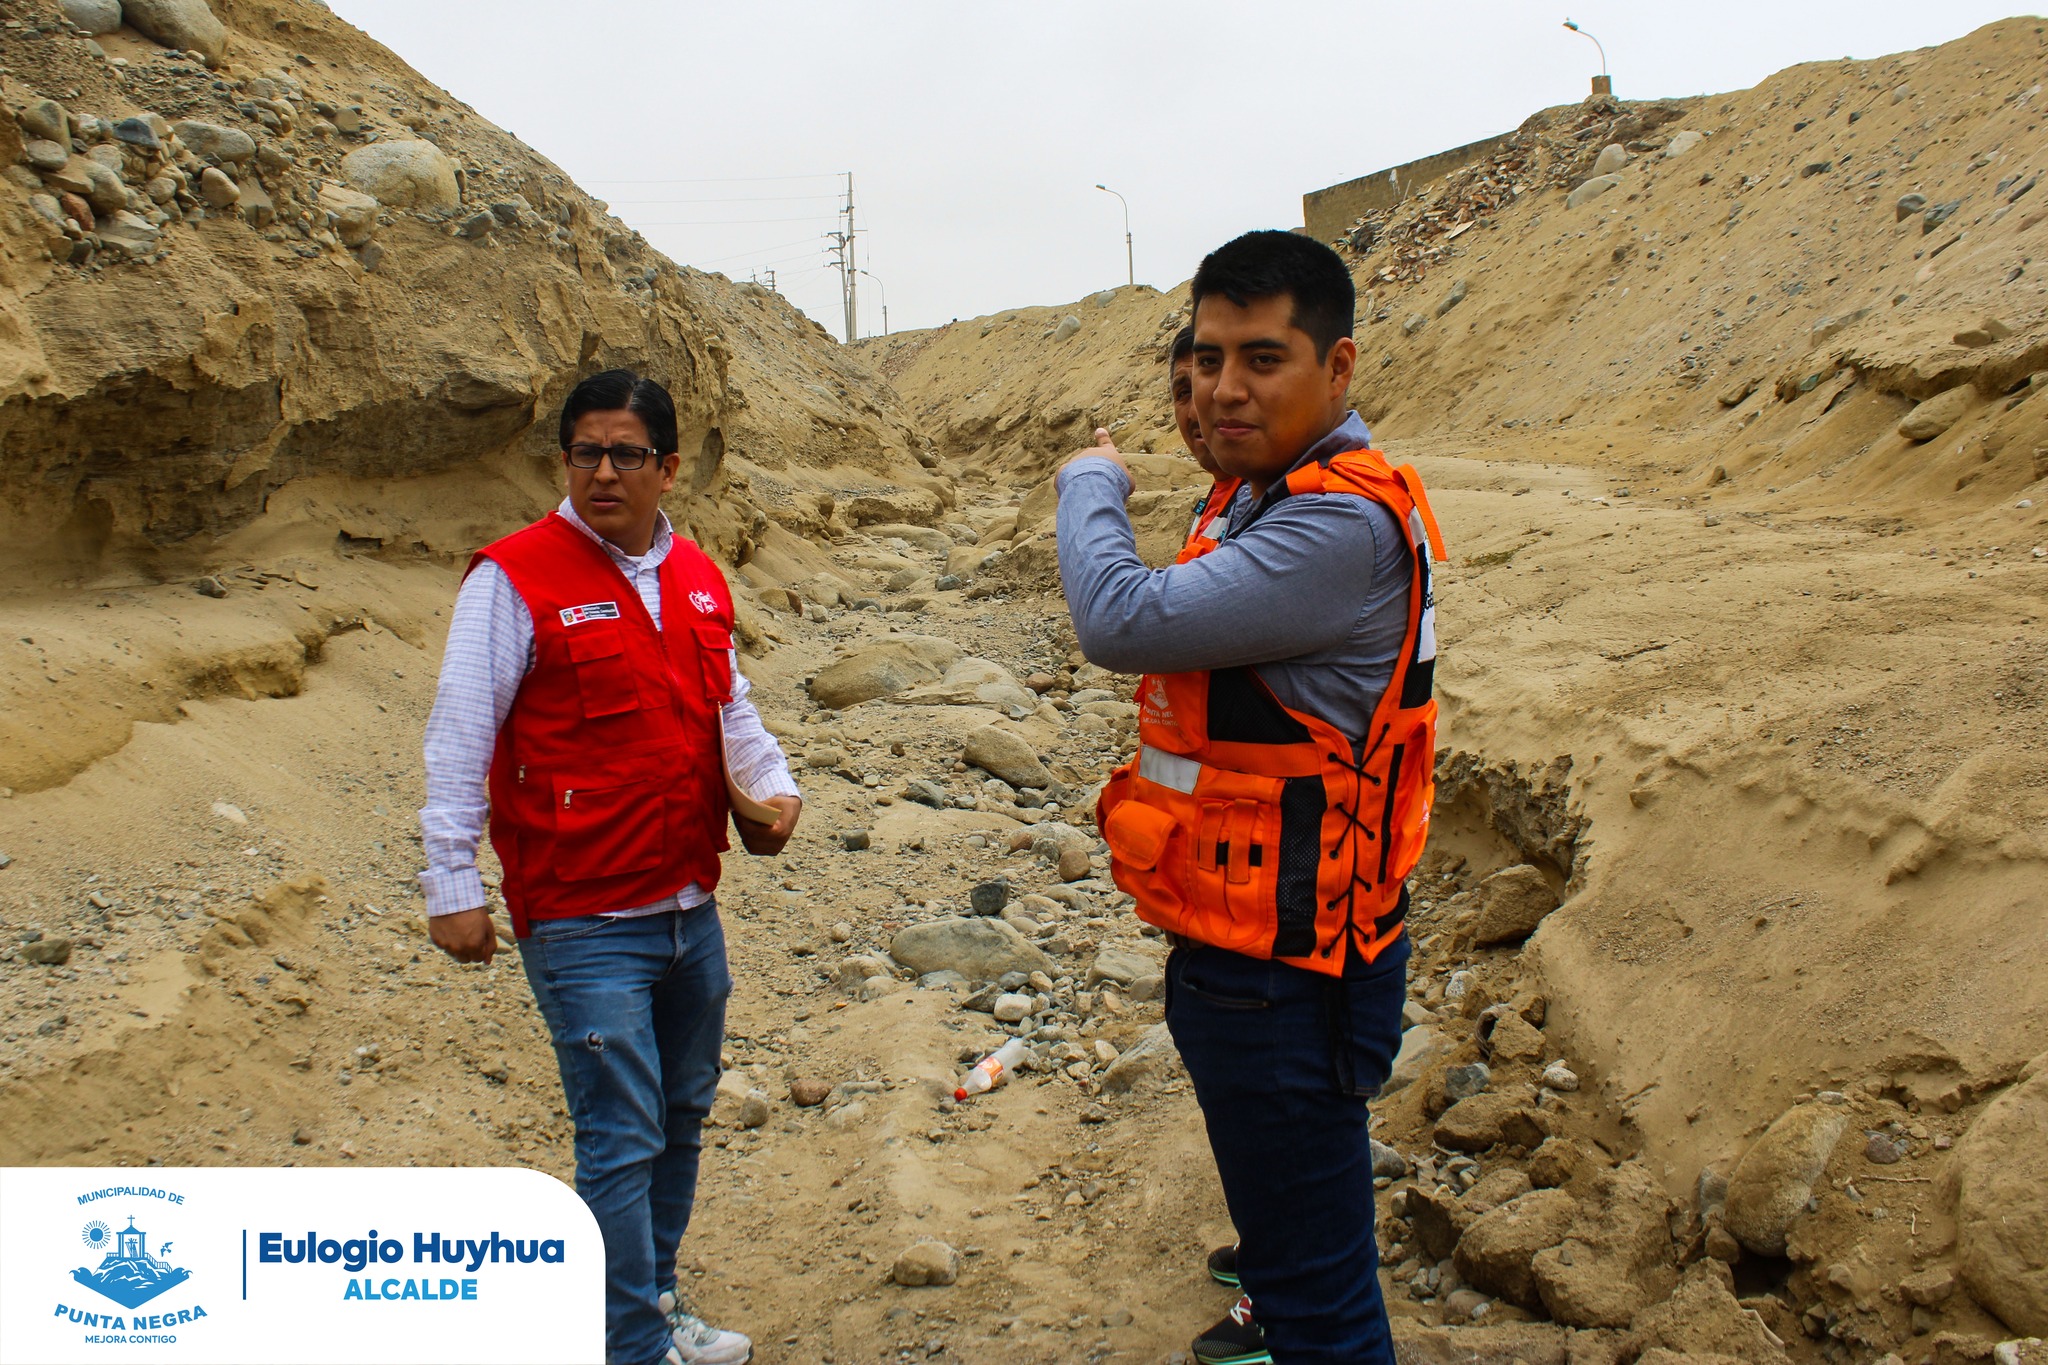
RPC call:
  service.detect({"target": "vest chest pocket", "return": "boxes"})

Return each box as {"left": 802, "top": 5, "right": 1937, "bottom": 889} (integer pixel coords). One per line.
{"left": 551, "top": 774, "right": 665, "bottom": 882}
{"left": 692, "top": 624, "right": 734, "bottom": 705}
{"left": 565, "top": 626, "right": 642, "bottom": 718}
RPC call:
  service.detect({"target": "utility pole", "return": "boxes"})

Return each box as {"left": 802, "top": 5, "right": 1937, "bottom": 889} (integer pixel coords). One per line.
{"left": 824, "top": 172, "right": 859, "bottom": 343}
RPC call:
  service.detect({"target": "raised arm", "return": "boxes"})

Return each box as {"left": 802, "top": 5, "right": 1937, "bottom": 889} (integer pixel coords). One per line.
{"left": 1055, "top": 457, "right": 1390, "bottom": 675}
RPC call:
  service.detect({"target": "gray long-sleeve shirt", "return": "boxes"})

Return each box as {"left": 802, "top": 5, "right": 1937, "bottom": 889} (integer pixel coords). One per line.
{"left": 1056, "top": 411, "right": 1412, "bottom": 745}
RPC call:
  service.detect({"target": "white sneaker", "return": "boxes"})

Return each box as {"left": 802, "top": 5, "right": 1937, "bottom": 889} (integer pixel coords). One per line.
{"left": 658, "top": 1290, "right": 751, "bottom": 1365}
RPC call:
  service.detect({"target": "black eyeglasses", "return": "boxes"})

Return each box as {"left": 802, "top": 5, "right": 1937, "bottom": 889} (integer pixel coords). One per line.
{"left": 565, "top": 443, "right": 663, "bottom": 471}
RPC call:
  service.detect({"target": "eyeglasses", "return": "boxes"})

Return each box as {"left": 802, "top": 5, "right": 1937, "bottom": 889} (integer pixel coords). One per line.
{"left": 565, "top": 443, "right": 662, "bottom": 471}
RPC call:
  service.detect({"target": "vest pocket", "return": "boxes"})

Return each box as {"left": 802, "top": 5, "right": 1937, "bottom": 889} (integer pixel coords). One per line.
{"left": 693, "top": 624, "right": 734, "bottom": 704}
{"left": 566, "top": 626, "right": 641, "bottom": 718}
{"left": 551, "top": 775, "right": 665, "bottom": 882}
{"left": 1104, "top": 796, "right": 1176, "bottom": 871}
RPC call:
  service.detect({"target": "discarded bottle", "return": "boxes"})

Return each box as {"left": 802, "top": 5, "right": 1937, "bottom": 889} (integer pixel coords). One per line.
{"left": 954, "top": 1037, "right": 1032, "bottom": 1100}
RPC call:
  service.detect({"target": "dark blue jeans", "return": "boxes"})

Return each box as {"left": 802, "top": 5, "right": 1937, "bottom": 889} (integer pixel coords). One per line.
{"left": 1166, "top": 932, "right": 1410, "bottom": 1364}
{"left": 520, "top": 904, "right": 732, "bottom": 1365}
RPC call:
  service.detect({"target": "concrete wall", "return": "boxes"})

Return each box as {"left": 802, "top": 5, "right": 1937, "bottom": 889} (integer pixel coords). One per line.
{"left": 1302, "top": 133, "right": 1516, "bottom": 244}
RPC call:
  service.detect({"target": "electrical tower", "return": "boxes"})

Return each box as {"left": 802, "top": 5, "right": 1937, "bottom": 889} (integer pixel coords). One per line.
{"left": 824, "top": 172, "right": 858, "bottom": 343}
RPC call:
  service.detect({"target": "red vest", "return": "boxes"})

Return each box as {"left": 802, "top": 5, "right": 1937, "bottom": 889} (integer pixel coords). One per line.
{"left": 1098, "top": 449, "right": 1447, "bottom": 976}
{"left": 471, "top": 513, "right": 735, "bottom": 936}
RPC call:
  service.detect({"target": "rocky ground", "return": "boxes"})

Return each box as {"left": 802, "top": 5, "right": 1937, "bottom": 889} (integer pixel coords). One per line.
{"left": 1, "top": 6, "right": 2046, "bottom": 1365}
{"left": 2, "top": 457, "right": 2043, "bottom": 1365}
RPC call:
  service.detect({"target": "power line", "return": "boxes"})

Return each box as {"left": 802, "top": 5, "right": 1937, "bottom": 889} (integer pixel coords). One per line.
{"left": 583, "top": 172, "right": 840, "bottom": 185}
{"left": 627, "top": 214, "right": 844, "bottom": 227}
{"left": 603, "top": 193, "right": 842, "bottom": 206}
{"left": 674, "top": 234, "right": 835, "bottom": 268}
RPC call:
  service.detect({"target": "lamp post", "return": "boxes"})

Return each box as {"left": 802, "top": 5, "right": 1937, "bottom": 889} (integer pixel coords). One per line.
{"left": 1563, "top": 19, "right": 1612, "bottom": 96}
{"left": 858, "top": 269, "right": 888, "bottom": 337}
{"left": 1095, "top": 183, "right": 1133, "bottom": 287}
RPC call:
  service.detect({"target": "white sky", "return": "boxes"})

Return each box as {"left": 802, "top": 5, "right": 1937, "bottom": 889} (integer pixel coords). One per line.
{"left": 324, "top": 1, "right": 2038, "bottom": 339}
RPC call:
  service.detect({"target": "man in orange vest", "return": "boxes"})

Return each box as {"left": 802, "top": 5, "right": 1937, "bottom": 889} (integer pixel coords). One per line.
{"left": 1057, "top": 232, "right": 1444, "bottom": 1364}
{"left": 419, "top": 370, "right": 801, "bottom": 1365}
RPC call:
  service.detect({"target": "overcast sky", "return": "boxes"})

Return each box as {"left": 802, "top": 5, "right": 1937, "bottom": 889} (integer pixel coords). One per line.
{"left": 325, "top": 2, "right": 2037, "bottom": 339}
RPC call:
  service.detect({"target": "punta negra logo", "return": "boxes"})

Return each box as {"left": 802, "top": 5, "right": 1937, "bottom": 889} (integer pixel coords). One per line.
{"left": 72, "top": 1216, "right": 193, "bottom": 1310}
{"left": 258, "top": 1229, "right": 566, "bottom": 1273}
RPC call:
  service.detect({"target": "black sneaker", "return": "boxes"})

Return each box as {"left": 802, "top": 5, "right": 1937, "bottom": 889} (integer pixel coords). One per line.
{"left": 1206, "top": 1241, "right": 1240, "bottom": 1288}
{"left": 1191, "top": 1294, "right": 1271, "bottom": 1365}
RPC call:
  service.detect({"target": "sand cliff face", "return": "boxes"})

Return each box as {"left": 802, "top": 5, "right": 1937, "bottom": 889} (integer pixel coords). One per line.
{"left": 0, "top": 0, "right": 943, "bottom": 794}
{"left": 0, "top": 0, "right": 931, "bottom": 589}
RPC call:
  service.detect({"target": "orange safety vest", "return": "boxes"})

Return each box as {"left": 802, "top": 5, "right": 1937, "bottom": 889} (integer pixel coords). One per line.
{"left": 1176, "top": 477, "right": 1243, "bottom": 564}
{"left": 1097, "top": 448, "right": 1447, "bottom": 976}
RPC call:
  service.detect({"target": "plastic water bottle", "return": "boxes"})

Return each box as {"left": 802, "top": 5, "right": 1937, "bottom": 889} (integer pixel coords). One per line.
{"left": 955, "top": 1037, "right": 1032, "bottom": 1100}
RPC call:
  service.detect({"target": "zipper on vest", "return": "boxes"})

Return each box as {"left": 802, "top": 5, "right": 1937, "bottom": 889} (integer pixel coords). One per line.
{"left": 517, "top": 765, "right": 526, "bottom": 783}
{"left": 563, "top": 790, "right": 573, "bottom": 809}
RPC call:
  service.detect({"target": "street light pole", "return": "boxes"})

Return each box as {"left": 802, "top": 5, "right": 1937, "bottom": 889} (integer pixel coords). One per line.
{"left": 1562, "top": 19, "right": 1612, "bottom": 96}
{"left": 859, "top": 269, "right": 888, "bottom": 337}
{"left": 1095, "top": 183, "right": 1132, "bottom": 287}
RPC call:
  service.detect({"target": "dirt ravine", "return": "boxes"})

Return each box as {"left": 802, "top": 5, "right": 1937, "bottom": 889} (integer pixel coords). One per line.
{"left": 3, "top": 8, "right": 2046, "bottom": 1365}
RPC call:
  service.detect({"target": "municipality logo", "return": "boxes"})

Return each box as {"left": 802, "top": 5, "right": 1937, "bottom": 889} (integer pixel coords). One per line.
{"left": 72, "top": 1215, "right": 191, "bottom": 1309}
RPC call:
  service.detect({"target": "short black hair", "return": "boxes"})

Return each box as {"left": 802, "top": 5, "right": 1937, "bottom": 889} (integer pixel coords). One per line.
{"left": 558, "top": 368, "right": 679, "bottom": 454}
{"left": 1169, "top": 324, "right": 1195, "bottom": 365}
{"left": 1190, "top": 230, "right": 1354, "bottom": 361}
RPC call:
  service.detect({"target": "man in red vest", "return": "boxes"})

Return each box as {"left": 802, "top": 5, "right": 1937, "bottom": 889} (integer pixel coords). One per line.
{"left": 419, "top": 370, "right": 800, "bottom": 1365}
{"left": 1057, "top": 233, "right": 1445, "bottom": 1364}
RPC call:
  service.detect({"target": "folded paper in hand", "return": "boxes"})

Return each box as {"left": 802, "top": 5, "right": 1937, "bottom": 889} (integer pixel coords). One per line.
{"left": 721, "top": 718, "right": 782, "bottom": 826}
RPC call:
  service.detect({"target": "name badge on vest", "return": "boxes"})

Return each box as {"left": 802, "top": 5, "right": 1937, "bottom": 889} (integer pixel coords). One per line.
{"left": 558, "top": 601, "right": 621, "bottom": 626}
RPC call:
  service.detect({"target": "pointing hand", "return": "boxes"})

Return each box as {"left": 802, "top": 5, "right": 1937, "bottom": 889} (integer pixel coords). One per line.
{"left": 1062, "top": 426, "right": 1131, "bottom": 487}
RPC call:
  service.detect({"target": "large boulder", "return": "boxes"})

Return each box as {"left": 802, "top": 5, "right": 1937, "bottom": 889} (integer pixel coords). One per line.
{"left": 1591, "top": 143, "right": 1631, "bottom": 176}
{"left": 1531, "top": 1163, "right": 1675, "bottom": 1328}
{"left": 1721, "top": 1102, "right": 1849, "bottom": 1257}
{"left": 171, "top": 120, "right": 254, "bottom": 164}
{"left": 863, "top": 522, "right": 953, "bottom": 555}
{"left": 1462, "top": 864, "right": 1561, "bottom": 946}
{"left": 1954, "top": 1063, "right": 2048, "bottom": 1334}
{"left": 1382, "top": 1023, "right": 1450, "bottom": 1095}
{"left": 1390, "top": 1323, "right": 1570, "bottom": 1365}
{"left": 317, "top": 183, "right": 380, "bottom": 247}
{"left": 808, "top": 635, "right": 961, "bottom": 708}
{"left": 890, "top": 916, "right": 1050, "bottom": 983}
{"left": 1454, "top": 1189, "right": 1579, "bottom": 1310}
{"left": 59, "top": 0, "right": 123, "bottom": 34}
{"left": 1566, "top": 173, "right": 1621, "bottom": 209}
{"left": 1633, "top": 1261, "right": 1792, "bottom": 1364}
{"left": 1897, "top": 386, "right": 1974, "bottom": 442}
{"left": 1406, "top": 1184, "right": 1475, "bottom": 1262}
{"left": 124, "top": 0, "right": 226, "bottom": 61}
{"left": 962, "top": 725, "right": 1052, "bottom": 788}
{"left": 1434, "top": 1092, "right": 1550, "bottom": 1152}
{"left": 1085, "top": 944, "right": 1163, "bottom": 988}
{"left": 1096, "top": 1022, "right": 1182, "bottom": 1095}
{"left": 895, "top": 658, "right": 1036, "bottom": 712}
{"left": 843, "top": 488, "right": 943, "bottom": 528}
{"left": 341, "top": 140, "right": 461, "bottom": 209}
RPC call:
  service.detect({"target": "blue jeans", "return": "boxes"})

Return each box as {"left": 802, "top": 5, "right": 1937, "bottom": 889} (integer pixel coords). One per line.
{"left": 1165, "top": 931, "right": 1410, "bottom": 1365}
{"left": 520, "top": 904, "right": 732, "bottom": 1365}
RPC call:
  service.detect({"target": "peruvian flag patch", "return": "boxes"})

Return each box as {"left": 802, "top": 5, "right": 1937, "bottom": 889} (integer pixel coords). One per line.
{"left": 558, "top": 601, "right": 621, "bottom": 626}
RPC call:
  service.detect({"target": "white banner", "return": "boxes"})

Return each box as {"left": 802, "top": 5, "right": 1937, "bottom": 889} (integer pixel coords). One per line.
{"left": 0, "top": 1168, "right": 602, "bottom": 1364}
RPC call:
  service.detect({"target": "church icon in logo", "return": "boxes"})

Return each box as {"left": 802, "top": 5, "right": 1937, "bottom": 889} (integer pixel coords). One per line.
{"left": 72, "top": 1216, "right": 191, "bottom": 1308}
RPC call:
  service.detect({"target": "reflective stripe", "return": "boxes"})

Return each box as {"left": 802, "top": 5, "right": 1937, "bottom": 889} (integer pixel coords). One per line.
{"left": 1138, "top": 745, "right": 1201, "bottom": 794}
